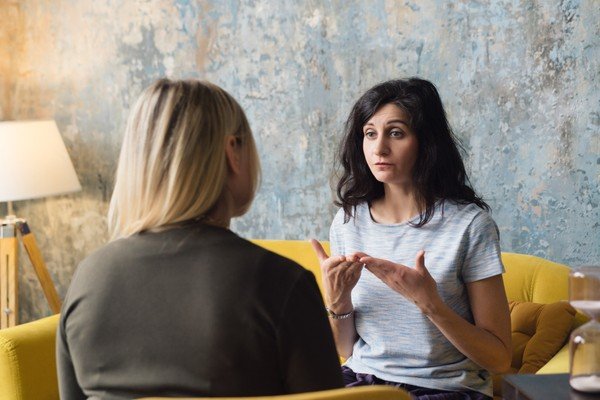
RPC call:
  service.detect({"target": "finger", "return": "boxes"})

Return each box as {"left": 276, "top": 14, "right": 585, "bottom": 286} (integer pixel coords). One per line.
{"left": 359, "top": 256, "right": 393, "bottom": 273}
{"left": 349, "top": 259, "right": 366, "bottom": 270}
{"left": 333, "top": 260, "right": 353, "bottom": 269}
{"left": 346, "top": 253, "right": 360, "bottom": 263}
{"left": 347, "top": 252, "right": 369, "bottom": 262}
{"left": 310, "top": 239, "right": 329, "bottom": 262}
{"left": 347, "top": 261, "right": 365, "bottom": 274}
{"left": 322, "top": 255, "right": 347, "bottom": 270}
{"left": 414, "top": 250, "right": 427, "bottom": 275}
{"left": 363, "top": 263, "right": 388, "bottom": 281}
{"left": 362, "top": 264, "right": 394, "bottom": 281}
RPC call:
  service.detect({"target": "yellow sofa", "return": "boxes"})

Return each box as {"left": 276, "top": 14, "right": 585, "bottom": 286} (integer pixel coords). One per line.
{"left": 0, "top": 240, "right": 579, "bottom": 400}
{"left": 139, "top": 386, "right": 410, "bottom": 400}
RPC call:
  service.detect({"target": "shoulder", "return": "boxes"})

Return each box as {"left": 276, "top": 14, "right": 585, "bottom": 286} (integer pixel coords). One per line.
{"left": 62, "top": 236, "right": 139, "bottom": 306}
{"left": 68, "top": 227, "right": 313, "bottom": 303}
{"left": 248, "top": 241, "right": 307, "bottom": 275}
{"left": 331, "top": 207, "right": 345, "bottom": 227}
{"left": 75, "top": 235, "right": 135, "bottom": 276}
{"left": 223, "top": 238, "right": 315, "bottom": 290}
{"left": 241, "top": 242, "right": 321, "bottom": 311}
{"left": 331, "top": 202, "right": 370, "bottom": 228}
{"left": 459, "top": 204, "right": 499, "bottom": 237}
{"left": 435, "top": 202, "right": 500, "bottom": 245}
{"left": 80, "top": 226, "right": 307, "bottom": 274}
{"left": 441, "top": 201, "right": 496, "bottom": 227}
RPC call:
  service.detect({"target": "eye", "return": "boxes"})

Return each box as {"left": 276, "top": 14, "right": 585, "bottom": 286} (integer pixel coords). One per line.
{"left": 389, "top": 130, "right": 405, "bottom": 138}
{"left": 363, "top": 130, "right": 376, "bottom": 139}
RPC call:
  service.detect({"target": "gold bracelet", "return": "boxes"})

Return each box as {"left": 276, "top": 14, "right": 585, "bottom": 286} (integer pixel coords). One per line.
{"left": 326, "top": 306, "right": 354, "bottom": 320}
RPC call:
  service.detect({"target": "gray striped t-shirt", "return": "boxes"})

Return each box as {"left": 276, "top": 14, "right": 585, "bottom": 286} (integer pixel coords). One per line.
{"left": 330, "top": 201, "right": 504, "bottom": 396}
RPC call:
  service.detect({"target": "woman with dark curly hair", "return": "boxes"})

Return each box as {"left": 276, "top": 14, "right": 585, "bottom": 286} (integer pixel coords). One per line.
{"left": 312, "top": 78, "right": 511, "bottom": 400}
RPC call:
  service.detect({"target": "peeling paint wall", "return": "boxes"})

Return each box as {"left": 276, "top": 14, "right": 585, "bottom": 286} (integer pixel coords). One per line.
{"left": 0, "top": 0, "right": 598, "bottom": 323}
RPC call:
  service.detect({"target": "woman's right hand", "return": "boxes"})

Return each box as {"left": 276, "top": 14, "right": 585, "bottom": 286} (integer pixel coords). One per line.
{"left": 310, "top": 239, "right": 363, "bottom": 313}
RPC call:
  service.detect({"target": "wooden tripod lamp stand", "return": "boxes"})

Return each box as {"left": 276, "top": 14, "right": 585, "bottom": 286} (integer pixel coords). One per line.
{"left": 0, "top": 120, "right": 81, "bottom": 328}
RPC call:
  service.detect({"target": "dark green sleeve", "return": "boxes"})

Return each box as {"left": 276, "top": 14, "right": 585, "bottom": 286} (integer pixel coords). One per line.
{"left": 277, "top": 270, "right": 344, "bottom": 393}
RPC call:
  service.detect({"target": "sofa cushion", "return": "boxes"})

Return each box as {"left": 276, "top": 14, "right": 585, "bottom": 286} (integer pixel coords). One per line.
{"left": 492, "top": 300, "right": 576, "bottom": 398}
{"left": 509, "top": 300, "right": 576, "bottom": 373}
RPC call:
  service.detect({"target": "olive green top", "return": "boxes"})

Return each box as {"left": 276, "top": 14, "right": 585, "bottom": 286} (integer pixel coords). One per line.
{"left": 57, "top": 223, "right": 342, "bottom": 399}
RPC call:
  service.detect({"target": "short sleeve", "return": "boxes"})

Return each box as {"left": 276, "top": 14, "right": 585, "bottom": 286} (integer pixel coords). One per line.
{"left": 329, "top": 209, "right": 345, "bottom": 257}
{"left": 461, "top": 211, "right": 504, "bottom": 283}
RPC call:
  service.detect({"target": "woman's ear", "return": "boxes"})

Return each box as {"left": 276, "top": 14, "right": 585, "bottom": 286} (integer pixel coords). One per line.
{"left": 224, "top": 135, "right": 241, "bottom": 175}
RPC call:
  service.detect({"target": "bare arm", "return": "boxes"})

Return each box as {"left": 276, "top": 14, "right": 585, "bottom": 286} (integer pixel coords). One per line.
{"left": 421, "top": 275, "right": 511, "bottom": 373}
{"left": 360, "top": 251, "right": 511, "bottom": 374}
{"left": 310, "top": 239, "right": 362, "bottom": 359}
{"left": 326, "top": 311, "right": 358, "bottom": 359}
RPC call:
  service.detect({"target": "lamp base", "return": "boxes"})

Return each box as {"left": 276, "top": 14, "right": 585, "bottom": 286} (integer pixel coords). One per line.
{"left": 0, "top": 216, "right": 62, "bottom": 328}
{"left": 0, "top": 222, "right": 18, "bottom": 328}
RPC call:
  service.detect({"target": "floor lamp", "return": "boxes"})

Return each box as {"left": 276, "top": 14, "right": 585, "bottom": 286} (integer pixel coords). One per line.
{"left": 0, "top": 120, "right": 81, "bottom": 328}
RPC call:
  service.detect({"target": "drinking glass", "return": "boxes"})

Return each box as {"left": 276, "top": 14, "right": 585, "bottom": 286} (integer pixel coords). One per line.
{"left": 569, "top": 265, "right": 600, "bottom": 392}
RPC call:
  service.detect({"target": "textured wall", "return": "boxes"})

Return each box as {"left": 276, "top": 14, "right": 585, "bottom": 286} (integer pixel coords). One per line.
{"left": 0, "top": 0, "right": 598, "bottom": 323}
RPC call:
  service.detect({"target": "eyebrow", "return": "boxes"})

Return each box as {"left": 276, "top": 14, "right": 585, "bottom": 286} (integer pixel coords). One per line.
{"left": 364, "top": 119, "right": 409, "bottom": 127}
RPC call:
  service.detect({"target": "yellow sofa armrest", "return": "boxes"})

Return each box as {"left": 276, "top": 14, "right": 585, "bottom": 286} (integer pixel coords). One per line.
{"left": 0, "top": 314, "right": 60, "bottom": 400}
{"left": 139, "top": 385, "right": 411, "bottom": 400}
{"left": 535, "top": 343, "right": 569, "bottom": 375}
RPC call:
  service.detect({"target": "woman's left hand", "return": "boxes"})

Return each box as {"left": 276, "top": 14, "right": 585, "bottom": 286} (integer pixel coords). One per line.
{"left": 358, "top": 250, "right": 441, "bottom": 314}
{"left": 361, "top": 251, "right": 512, "bottom": 373}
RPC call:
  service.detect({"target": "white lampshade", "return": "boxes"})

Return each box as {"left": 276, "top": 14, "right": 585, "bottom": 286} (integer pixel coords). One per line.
{"left": 0, "top": 120, "right": 82, "bottom": 202}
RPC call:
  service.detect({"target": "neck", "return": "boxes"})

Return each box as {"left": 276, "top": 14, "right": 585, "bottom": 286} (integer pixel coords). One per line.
{"left": 370, "top": 183, "right": 421, "bottom": 224}
{"left": 200, "top": 193, "right": 234, "bottom": 229}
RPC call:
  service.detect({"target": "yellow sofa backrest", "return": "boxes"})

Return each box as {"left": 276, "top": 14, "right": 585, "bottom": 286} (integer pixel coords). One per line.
{"left": 500, "top": 252, "right": 570, "bottom": 304}
{"left": 253, "top": 240, "right": 573, "bottom": 303}
{"left": 0, "top": 240, "right": 574, "bottom": 400}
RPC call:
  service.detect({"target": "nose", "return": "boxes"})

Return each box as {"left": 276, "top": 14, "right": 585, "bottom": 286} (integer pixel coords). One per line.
{"left": 373, "top": 135, "right": 389, "bottom": 156}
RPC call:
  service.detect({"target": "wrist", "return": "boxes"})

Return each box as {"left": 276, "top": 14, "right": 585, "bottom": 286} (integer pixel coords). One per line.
{"left": 326, "top": 306, "right": 354, "bottom": 320}
{"left": 418, "top": 295, "right": 445, "bottom": 317}
{"left": 325, "top": 297, "right": 353, "bottom": 314}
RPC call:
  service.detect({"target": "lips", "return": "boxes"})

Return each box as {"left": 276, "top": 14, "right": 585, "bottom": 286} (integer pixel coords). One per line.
{"left": 373, "top": 162, "right": 394, "bottom": 171}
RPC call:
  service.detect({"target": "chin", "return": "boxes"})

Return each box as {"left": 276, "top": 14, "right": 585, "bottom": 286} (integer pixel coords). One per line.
{"left": 234, "top": 201, "right": 252, "bottom": 217}
{"left": 372, "top": 172, "right": 397, "bottom": 183}
{"left": 373, "top": 174, "right": 411, "bottom": 186}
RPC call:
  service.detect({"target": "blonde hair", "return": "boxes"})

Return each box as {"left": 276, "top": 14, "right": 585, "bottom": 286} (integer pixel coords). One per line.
{"left": 108, "top": 79, "right": 260, "bottom": 240}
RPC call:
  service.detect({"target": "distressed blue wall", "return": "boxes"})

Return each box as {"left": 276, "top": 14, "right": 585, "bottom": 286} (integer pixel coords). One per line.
{"left": 0, "top": 0, "right": 598, "bottom": 322}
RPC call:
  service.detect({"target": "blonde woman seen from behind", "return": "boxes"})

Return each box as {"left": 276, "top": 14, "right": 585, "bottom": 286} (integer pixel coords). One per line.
{"left": 57, "top": 79, "right": 343, "bottom": 400}
{"left": 108, "top": 79, "right": 259, "bottom": 238}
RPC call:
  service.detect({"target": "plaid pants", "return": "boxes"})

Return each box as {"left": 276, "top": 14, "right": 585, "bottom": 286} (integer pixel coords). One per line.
{"left": 342, "top": 366, "right": 492, "bottom": 400}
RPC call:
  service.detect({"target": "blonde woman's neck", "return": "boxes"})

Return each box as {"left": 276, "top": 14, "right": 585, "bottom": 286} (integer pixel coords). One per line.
{"left": 199, "top": 191, "right": 235, "bottom": 229}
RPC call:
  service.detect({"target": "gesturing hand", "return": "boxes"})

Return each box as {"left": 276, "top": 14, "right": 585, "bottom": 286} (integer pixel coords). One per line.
{"left": 310, "top": 239, "right": 364, "bottom": 313}
{"left": 358, "top": 250, "right": 441, "bottom": 314}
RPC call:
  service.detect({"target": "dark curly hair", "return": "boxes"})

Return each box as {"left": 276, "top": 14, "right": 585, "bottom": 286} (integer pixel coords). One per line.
{"left": 335, "top": 77, "right": 489, "bottom": 226}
